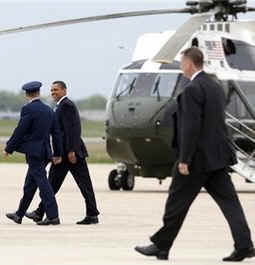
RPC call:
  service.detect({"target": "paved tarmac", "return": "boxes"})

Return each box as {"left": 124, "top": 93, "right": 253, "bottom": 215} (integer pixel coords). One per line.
{"left": 0, "top": 163, "right": 255, "bottom": 265}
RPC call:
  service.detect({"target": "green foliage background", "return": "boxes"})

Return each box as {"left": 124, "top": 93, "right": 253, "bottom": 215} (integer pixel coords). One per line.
{"left": 0, "top": 91, "right": 107, "bottom": 111}
{"left": 76, "top": 94, "right": 107, "bottom": 110}
{"left": 0, "top": 91, "right": 111, "bottom": 163}
{"left": 0, "top": 91, "right": 26, "bottom": 112}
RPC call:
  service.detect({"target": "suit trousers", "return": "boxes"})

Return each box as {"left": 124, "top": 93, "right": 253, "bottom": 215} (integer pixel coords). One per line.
{"left": 16, "top": 155, "right": 58, "bottom": 219}
{"left": 36, "top": 157, "right": 99, "bottom": 217}
{"left": 150, "top": 166, "right": 253, "bottom": 251}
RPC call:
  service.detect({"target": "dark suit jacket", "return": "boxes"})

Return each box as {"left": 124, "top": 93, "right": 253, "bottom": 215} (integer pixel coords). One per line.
{"left": 5, "top": 99, "right": 62, "bottom": 159}
{"left": 56, "top": 97, "right": 88, "bottom": 158}
{"left": 174, "top": 71, "right": 236, "bottom": 173}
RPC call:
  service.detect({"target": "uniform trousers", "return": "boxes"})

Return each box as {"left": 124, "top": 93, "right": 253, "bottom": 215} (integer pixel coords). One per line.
{"left": 16, "top": 155, "right": 58, "bottom": 219}
{"left": 35, "top": 157, "right": 99, "bottom": 217}
{"left": 151, "top": 166, "right": 253, "bottom": 251}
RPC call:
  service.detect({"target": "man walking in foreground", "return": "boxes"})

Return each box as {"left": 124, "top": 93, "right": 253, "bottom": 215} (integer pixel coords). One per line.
{"left": 26, "top": 80, "right": 99, "bottom": 225}
{"left": 135, "top": 47, "right": 255, "bottom": 262}
{"left": 3, "top": 81, "right": 62, "bottom": 225}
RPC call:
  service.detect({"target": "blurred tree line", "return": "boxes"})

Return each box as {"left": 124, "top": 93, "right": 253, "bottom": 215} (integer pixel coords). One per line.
{"left": 0, "top": 91, "right": 107, "bottom": 111}
{"left": 76, "top": 94, "right": 107, "bottom": 110}
{"left": 0, "top": 91, "right": 25, "bottom": 112}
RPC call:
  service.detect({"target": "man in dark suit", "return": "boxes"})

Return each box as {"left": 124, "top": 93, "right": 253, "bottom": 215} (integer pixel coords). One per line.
{"left": 25, "top": 80, "right": 99, "bottom": 225}
{"left": 135, "top": 48, "right": 255, "bottom": 261}
{"left": 3, "top": 81, "right": 62, "bottom": 225}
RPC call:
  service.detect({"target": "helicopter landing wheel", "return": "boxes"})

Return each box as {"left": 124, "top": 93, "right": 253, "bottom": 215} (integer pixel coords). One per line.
{"left": 108, "top": 169, "right": 122, "bottom": 190}
{"left": 121, "top": 170, "right": 135, "bottom": 191}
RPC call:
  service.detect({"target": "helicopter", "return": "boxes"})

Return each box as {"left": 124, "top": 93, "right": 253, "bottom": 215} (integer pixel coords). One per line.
{"left": 105, "top": 0, "right": 255, "bottom": 191}
{"left": 1, "top": 0, "right": 255, "bottom": 190}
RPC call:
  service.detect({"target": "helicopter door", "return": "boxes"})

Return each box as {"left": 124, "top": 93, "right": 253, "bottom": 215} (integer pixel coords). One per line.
{"left": 224, "top": 81, "right": 239, "bottom": 117}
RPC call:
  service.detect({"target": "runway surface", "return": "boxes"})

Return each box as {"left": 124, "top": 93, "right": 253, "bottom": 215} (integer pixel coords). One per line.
{"left": 1, "top": 163, "right": 254, "bottom": 265}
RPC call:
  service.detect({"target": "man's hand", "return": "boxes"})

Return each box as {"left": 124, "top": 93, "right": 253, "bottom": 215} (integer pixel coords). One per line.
{"left": 2, "top": 150, "right": 9, "bottom": 158}
{"left": 68, "top": 151, "right": 77, "bottom": 164}
{"left": 178, "top": 163, "right": 189, "bottom": 175}
{"left": 52, "top": 156, "right": 62, "bottom": 165}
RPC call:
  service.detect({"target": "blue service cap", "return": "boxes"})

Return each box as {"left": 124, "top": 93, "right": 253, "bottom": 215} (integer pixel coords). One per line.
{"left": 22, "top": 81, "right": 42, "bottom": 92}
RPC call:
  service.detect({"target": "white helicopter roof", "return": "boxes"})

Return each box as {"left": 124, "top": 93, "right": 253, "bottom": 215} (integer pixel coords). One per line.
{"left": 128, "top": 19, "right": 255, "bottom": 82}
{"left": 132, "top": 31, "right": 175, "bottom": 62}
{"left": 132, "top": 19, "right": 255, "bottom": 62}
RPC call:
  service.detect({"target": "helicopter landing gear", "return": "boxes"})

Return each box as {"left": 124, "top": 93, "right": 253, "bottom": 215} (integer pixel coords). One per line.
{"left": 108, "top": 163, "right": 135, "bottom": 191}
{"left": 121, "top": 170, "right": 135, "bottom": 191}
{"left": 108, "top": 169, "right": 122, "bottom": 190}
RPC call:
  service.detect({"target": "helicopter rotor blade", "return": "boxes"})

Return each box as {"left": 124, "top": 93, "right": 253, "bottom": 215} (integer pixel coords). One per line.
{"left": 152, "top": 12, "right": 214, "bottom": 64}
{"left": 247, "top": 7, "right": 255, "bottom": 12}
{"left": 0, "top": 8, "right": 195, "bottom": 36}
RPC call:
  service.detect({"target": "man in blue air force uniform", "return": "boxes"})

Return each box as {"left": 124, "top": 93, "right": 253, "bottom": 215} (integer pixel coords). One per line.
{"left": 3, "top": 81, "right": 62, "bottom": 225}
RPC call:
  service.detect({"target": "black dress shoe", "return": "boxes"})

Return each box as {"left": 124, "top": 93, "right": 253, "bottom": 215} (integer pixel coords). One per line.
{"left": 36, "top": 217, "right": 60, "bottom": 225}
{"left": 6, "top": 212, "right": 22, "bottom": 224}
{"left": 223, "top": 247, "right": 255, "bottom": 262}
{"left": 135, "top": 244, "right": 169, "bottom": 260}
{"left": 76, "top": 216, "right": 99, "bottom": 225}
{"left": 25, "top": 211, "right": 43, "bottom": 222}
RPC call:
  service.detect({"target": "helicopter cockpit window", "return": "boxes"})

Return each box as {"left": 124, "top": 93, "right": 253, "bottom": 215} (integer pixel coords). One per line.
{"left": 151, "top": 73, "right": 180, "bottom": 98}
{"left": 114, "top": 73, "right": 158, "bottom": 98}
{"left": 114, "top": 73, "right": 138, "bottom": 98}
{"left": 135, "top": 73, "right": 157, "bottom": 96}
{"left": 172, "top": 74, "right": 190, "bottom": 98}
{"left": 114, "top": 72, "right": 188, "bottom": 99}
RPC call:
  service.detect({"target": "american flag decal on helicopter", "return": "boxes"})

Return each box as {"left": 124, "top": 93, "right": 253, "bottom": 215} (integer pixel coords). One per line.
{"left": 205, "top": 40, "right": 224, "bottom": 60}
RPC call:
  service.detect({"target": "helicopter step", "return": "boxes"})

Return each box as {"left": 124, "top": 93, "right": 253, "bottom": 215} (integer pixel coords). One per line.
{"left": 226, "top": 112, "right": 255, "bottom": 184}
{"left": 231, "top": 151, "right": 255, "bottom": 183}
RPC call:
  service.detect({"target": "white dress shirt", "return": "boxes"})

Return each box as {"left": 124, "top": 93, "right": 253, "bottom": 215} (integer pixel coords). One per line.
{"left": 56, "top": 95, "right": 67, "bottom": 105}
{"left": 190, "top": 70, "right": 202, "bottom": 81}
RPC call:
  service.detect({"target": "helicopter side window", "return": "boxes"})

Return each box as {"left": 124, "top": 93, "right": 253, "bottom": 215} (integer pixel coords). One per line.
{"left": 217, "top": 24, "right": 223, "bottom": 31}
{"left": 222, "top": 37, "right": 255, "bottom": 70}
{"left": 192, "top": 38, "right": 199, "bottom": 47}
